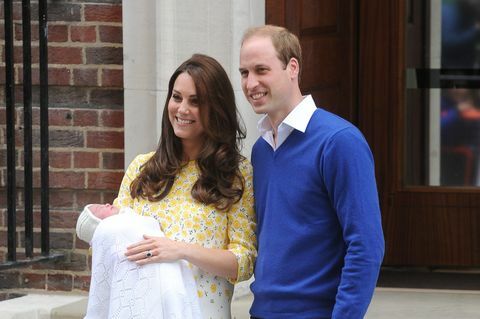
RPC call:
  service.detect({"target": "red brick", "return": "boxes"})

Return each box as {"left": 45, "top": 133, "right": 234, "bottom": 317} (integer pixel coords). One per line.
{"left": 73, "top": 275, "right": 91, "bottom": 291}
{"left": 47, "top": 273, "right": 73, "bottom": 291}
{"left": 15, "top": 170, "right": 41, "bottom": 188}
{"left": 25, "top": 150, "right": 41, "bottom": 168}
{"left": 48, "top": 68, "right": 71, "bottom": 86}
{"left": 18, "top": 68, "right": 72, "bottom": 86}
{"left": 0, "top": 128, "right": 4, "bottom": 146}
{"left": 0, "top": 209, "right": 5, "bottom": 227}
{"left": 86, "top": 47, "right": 122, "bottom": 65}
{"left": 50, "top": 210, "right": 78, "bottom": 228}
{"left": 90, "top": 89, "right": 123, "bottom": 108}
{"left": 48, "top": 3, "right": 82, "bottom": 22}
{"left": 14, "top": 23, "right": 39, "bottom": 42}
{"left": 49, "top": 87, "right": 90, "bottom": 108}
{"left": 49, "top": 129, "right": 84, "bottom": 148}
{"left": 84, "top": 4, "right": 122, "bottom": 23}
{"left": 15, "top": 210, "right": 40, "bottom": 228}
{"left": 35, "top": 252, "right": 87, "bottom": 272}
{"left": 73, "top": 109, "right": 98, "bottom": 126}
{"left": 74, "top": 152, "right": 99, "bottom": 169}
{"left": 49, "top": 109, "right": 73, "bottom": 126}
{"left": 49, "top": 151, "right": 72, "bottom": 169}
{"left": 49, "top": 171, "right": 85, "bottom": 189}
{"left": 102, "top": 152, "right": 124, "bottom": 170}
{"left": 0, "top": 108, "right": 6, "bottom": 125}
{"left": 49, "top": 46, "right": 83, "bottom": 65}
{"left": 13, "top": 45, "right": 39, "bottom": 64}
{"left": 76, "top": 190, "right": 102, "bottom": 209}
{"left": 0, "top": 149, "right": 6, "bottom": 168}
{"left": 87, "top": 171, "right": 123, "bottom": 190}
{"left": 17, "top": 107, "right": 40, "bottom": 126}
{"left": 10, "top": 3, "right": 22, "bottom": 21}
{"left": 48, "top": 25, "right": 69, "bottom": 43}
{"left": 49, "top": 232, "right": 74, "bottom": 250}
{"left": 49, "top": 189, "right": 76, "bottom": 208}
{"left": 0, "top": 272, "right": 21, "bottom": 289}
{"left": 75, "top": 238, "right": 90, "bottom": 250}
{"left": 100, "top": 110, "right": 123, "bottom": 128}
{"left": 21, "top": 273, "right": 46, "bottom": 290}
{"left": 103, "top": 191, "right": 119, "bottom": 205}
{"left": 0, "top": 66, "right": 5, "bottom": 85}
{"left": 99, "top": 25, "right": 122, "bottom": 43}
{"left": 72, "top": 68, "right": 98, "bottom": 86}
{"left": 0, "top": 230, "right": 7, "bottom": 244}
{"left": 101, "top": 69, "right": 123, "bottom": 87}
{"left": 86, "top": 131, "right": 123, "bottom": 149}
{"left": 71, "top": 26, "right": 97, "bottom": 43}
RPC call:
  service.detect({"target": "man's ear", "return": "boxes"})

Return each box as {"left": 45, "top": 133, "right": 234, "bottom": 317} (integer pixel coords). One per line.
{"left": 287, "top": 57, "right": 300, "bottom": 80}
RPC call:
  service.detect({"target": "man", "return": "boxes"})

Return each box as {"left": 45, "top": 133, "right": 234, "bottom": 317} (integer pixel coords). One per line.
{"left": 239, "top": 25, "right": 385, "bottom": 319}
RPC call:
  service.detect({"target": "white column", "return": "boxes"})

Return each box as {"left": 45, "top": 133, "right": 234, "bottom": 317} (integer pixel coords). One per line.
{"left": 122, "top": 0, "right": 158, "bottom": 167}
{"left": 123, "top": 0, "right": 265, "bottom": 167}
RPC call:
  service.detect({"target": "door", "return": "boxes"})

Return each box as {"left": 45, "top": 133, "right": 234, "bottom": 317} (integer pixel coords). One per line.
{"left": 267, "top": 0, "right": 480, "bottom": 266}
{"left": 266, "top": 0, "right": 358, "bottom": 121}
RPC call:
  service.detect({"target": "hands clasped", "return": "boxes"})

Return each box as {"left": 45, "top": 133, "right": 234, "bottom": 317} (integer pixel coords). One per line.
{"left": 125, "top": 235, "right": 185, "bottom": 265}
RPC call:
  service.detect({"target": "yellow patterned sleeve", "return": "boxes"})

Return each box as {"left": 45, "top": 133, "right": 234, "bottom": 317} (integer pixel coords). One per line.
{"left": 113, "top": 152, "right": 155, "bottom": 209}
{"left": 227, "top": 159, "right": 257, "bottom": 284}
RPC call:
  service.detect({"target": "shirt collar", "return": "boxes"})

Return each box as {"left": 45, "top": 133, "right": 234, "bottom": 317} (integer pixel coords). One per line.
{"left": 257, "top": 94, "right": 317, "bottom": 134}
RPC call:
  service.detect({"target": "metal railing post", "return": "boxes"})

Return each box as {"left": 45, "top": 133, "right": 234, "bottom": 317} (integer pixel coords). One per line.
{"left": 4, "top": 0, "right": 17, "bottom": 262}
{"left": 22, "top": 0, "right": 34, "bottom": 259}
{"left": 39, "top": 0, "right": 50, "bottom": 256}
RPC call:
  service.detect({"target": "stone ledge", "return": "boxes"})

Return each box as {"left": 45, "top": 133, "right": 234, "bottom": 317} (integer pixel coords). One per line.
{"left": 0, "top": 293, "right": 87, "bottom": 319}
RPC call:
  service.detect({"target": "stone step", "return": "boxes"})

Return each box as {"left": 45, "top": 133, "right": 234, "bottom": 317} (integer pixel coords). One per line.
{"left": 0, "top": 293, "right": 87, "bottom": 319}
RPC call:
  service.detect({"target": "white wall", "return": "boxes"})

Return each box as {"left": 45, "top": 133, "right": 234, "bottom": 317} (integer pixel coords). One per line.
{"left": 122, "top": 0, "right": 265, "bottom": 167}
{"left": 122, "top": 0, "right": 265, "bottom": 300}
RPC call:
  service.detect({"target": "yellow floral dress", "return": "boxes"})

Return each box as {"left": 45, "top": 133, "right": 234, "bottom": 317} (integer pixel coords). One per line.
{"left": 113, "top": 152, "right": 257, "bottom": 319}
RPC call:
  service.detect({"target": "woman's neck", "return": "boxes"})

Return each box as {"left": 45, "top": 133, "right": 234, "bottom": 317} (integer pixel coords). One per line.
{"left": 182, "top": 140, "right": 203, "bottom": 161}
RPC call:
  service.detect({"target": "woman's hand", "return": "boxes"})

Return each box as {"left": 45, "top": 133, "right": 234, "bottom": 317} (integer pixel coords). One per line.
{"left": 124, "top": 234, "right": 238, "bottom": 279}
{"left": 125, "top": 235, "right": 186, "bottom": 265}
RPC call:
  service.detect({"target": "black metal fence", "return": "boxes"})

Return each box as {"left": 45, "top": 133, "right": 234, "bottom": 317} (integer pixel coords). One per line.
{"left": 1, "top": 0, "right": 61, "bottom": 269}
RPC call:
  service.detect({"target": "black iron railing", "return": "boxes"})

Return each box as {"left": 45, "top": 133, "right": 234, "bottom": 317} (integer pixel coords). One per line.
{"left": 1, "top": 0, "right": 62, "bottom": 269}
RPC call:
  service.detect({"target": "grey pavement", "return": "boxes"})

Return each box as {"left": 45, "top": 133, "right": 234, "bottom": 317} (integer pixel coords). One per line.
{"left": 232, "top": 288, "right": 480, "bottom": 319}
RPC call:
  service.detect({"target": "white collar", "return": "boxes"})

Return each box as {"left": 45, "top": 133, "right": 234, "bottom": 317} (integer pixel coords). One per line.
{"left": 257, "top": 95, "right": 317, "bottom": 150}
{"left": 257, "top": 95, "right": 317, "bottom": 134}
{"left": 282, "top": 95, "right": 317, "bottom": 132}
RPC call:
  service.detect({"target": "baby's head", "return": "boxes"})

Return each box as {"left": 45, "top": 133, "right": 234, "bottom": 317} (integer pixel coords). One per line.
{"left": 89, "top": 203, "right": 119, "bottom": 220}
{"left": 76, "top": 203, "right": 120, "bottom": 243}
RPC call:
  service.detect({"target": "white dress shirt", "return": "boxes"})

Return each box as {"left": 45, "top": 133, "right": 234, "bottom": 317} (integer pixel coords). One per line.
{"left": 257, "top": 95, "right": 317, "bottom": 150}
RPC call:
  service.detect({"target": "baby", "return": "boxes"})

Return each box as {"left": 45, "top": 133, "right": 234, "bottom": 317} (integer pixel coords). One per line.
{"left": 76, "top": 204, "right": 202, "bottom": 319}
{"left": 76, "top": 203, "right": 120, "bottom": 243}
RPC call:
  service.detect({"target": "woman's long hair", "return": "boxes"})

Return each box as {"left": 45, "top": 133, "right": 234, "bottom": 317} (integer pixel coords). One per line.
{"left": 129, "top": 54, "right": 246, "bottom": 211}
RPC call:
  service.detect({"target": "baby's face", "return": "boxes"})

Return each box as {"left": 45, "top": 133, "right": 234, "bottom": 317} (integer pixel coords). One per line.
{"left": 90, "top": 204, "right": 119, "bottom": 219}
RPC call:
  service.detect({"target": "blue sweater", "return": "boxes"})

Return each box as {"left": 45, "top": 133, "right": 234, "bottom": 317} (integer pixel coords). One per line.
{"left": 250, "top": 108, "right": 385, "bottom": 319}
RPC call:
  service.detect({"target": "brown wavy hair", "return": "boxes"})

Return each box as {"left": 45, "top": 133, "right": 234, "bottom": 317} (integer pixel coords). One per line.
{"left": 129, "top": 54, "right": 246, "bottom": 211}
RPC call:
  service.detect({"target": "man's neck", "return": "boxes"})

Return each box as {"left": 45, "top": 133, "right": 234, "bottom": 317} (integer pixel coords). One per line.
{"left": 267, "top": 92, "right": 304, "bottom": 133}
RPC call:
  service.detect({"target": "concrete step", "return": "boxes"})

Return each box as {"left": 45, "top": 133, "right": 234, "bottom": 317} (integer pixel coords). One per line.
{"left": 0, "top": 292, "right": 252, "bottom": 319}
{"left": 0, "top": 293, "right": 87, "bottom": 319}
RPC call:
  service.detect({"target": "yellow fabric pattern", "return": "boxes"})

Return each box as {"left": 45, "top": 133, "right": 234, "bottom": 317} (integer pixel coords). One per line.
{"left": 113, "top": 152, "right": 257, "bottom": 318}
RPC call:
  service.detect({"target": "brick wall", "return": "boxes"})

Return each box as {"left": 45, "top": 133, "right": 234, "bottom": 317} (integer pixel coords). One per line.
{"left": 0, "top": 0, "right": 123, "bottom": 293}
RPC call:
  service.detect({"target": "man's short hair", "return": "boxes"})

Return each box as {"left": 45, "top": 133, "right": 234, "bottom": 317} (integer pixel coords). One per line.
{"left": 241, "top": 24, "right": 302, "bottom": 76}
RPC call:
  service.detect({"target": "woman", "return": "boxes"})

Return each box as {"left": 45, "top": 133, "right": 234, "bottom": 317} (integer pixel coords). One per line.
{"left": 113, "top": 54, "right": 256, "bottom": 318}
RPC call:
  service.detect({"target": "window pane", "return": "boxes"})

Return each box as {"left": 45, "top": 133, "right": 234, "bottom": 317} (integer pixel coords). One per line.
{"left": 405, "top": 0, "right": 480, "bottom": 186}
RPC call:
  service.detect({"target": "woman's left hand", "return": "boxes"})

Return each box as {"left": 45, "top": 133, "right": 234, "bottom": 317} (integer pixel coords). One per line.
{"left": 125, "top": 235, "right": 186, "bottom": 265}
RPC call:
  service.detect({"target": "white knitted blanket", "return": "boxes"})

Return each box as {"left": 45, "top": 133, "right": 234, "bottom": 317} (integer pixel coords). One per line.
{"left": 84, "top": 211, "right": 203, "bottom": 319}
